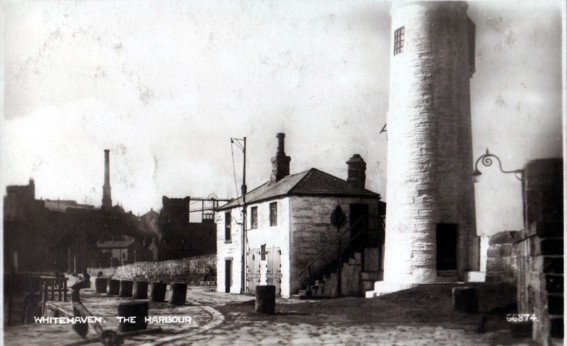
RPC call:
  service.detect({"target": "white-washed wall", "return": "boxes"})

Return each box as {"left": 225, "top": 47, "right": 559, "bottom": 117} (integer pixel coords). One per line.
{"left": 245, "top": 198, "right": 291, "bottom": 297}
{"left": 216, "top": 199, "right": 291, "bottom": 296}
{"left": 216, "top": 206, "right": 243, "bottom": 294}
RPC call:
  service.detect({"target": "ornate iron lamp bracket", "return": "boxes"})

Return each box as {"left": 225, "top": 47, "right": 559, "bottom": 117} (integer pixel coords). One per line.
{"left": 473, "top": 148, "right": 523, "bottom": 182}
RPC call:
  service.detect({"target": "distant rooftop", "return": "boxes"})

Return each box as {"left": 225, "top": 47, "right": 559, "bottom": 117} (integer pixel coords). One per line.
{"left": 97, "top": 237, "right": 135, "bottom": 249}
{"left": 44, "top": 199, "right": 96, "bottom": 212}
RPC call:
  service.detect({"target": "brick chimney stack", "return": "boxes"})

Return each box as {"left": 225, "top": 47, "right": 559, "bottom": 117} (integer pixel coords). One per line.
{"left": 270, "top": 133, "right": 291, "bottom": 183}
{"left": 102, "top": 149, "right": 112, "bottom": 210}
{"left": 346, "top": 154, "right": 366, "bottom": 190}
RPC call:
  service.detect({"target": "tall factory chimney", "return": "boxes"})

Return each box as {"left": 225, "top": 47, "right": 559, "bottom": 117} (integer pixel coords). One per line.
{"left": 102, "top": 149, "right": 112, "bottom": 210}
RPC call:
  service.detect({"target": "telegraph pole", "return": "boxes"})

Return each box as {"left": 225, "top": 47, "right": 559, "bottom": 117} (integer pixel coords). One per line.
{"left": 241, "top": 137, "right": 247, "bottom": 294}
{"left": 231, "top": 137, "right": 247, "bottom": 294}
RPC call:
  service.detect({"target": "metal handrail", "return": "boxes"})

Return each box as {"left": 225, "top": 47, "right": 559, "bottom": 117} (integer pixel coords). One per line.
{"left": 297, "top": 215, "right": 367, "bottom": 278}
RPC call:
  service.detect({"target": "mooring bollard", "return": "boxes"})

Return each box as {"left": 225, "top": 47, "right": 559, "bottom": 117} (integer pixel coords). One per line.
{"left": 119, "top": 280, "right": 133, "bottom": 297}
{"left": 107, "top": 279, "right": 120, "bottom": 296}
{"left": 150, "top": 282, "right": 167, "bottom": 302}
{"left": 169, "top": 283, "right": 188, "bottom": 306}
{"left": 117, "top": 301, "right": 148, "bottom": 333}
{"left": 452, "top": 286, "right": 479, "bottom": 313}
{"left": 133, "top": 281, "right": 149, "bottom": 299}
{"left": 255, "top": 285, "right": 276, "bottom": 314}
{"left": 95, "top": 278, "right": 108, "bottom": 294}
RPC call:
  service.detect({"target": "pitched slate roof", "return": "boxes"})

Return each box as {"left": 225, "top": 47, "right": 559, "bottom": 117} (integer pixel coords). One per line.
{"left": 219, "top": 168, "right": 380, "bottom": 210}
{"left": 96, "top": 238, "right": 135, "bottom": 249}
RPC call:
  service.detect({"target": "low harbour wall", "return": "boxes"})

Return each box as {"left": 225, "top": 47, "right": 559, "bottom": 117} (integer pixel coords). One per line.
{"left": 88, "top": 255, "right": 216, "bottom": 285}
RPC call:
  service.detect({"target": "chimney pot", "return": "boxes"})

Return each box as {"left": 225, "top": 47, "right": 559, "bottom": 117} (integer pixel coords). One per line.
{"left": 276, "top": 133, "right": 285, "bottom": 154}
{"left": 346, "top": 154, "right": 366, "bottom": 190}
{"left": 270, "top": 133, "right": 291, "bottom": 183}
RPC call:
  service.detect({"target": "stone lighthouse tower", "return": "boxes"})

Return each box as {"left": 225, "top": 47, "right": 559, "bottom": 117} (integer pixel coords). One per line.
{"left": 370, "top": 1, "right": 479, "bottom": 295}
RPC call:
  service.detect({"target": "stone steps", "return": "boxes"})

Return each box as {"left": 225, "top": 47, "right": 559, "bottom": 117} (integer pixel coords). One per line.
{"left": 297, "top": 251, "right": 376, "bottom": 298}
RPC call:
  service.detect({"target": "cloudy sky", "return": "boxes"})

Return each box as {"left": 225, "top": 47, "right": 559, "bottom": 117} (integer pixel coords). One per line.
{"left": 2, "top": 0, "right": 563, "bottom": 235}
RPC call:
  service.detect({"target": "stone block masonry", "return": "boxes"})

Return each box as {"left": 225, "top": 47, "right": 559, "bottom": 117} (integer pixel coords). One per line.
{"left": 290, "top": 196, "right": 381, "bottom": 295}
{"left": 485, "top": 231, "right": 518, "bottom": 284}
{"left": 375, "top": 1, "right": 479, "bottom": 295}
{"left": 515, "top": 158, "right": 563, "bottom": 345}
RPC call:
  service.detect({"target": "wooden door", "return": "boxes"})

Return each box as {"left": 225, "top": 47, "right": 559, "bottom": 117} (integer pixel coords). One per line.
{"left": 350, "top": 204, "right": 369, "bottom": 250}
{"left": 266, "top": 247, "right": 282, "bottom": 296}
{"left": 246, "top": 249, "right": 261, "bottom": 293}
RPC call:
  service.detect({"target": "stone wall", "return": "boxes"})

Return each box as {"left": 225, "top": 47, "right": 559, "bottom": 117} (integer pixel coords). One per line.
{"left": 485, "top": 231, "right": 518, "bottom": 283}
{"left": 515, "top": 158, "right": 563, "bottom": 344}
{"left": 88, "top": 255, "right": 216, "bottom": 284}
{"left": 290, "top": 196, "right": 381, "bottom": 295}
{"left": 382, "top": 1, "right": 478, "bottom": 289}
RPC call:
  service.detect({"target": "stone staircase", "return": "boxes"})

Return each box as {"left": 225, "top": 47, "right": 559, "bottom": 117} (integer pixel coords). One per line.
{"left": 294, "top": 214, "right": 384, "bottom": 299}
{"left": 295, "top": 247, "right": 382, "bottom": 299}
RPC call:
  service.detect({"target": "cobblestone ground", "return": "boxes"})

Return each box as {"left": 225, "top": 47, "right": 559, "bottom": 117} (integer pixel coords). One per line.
{"left": 173, "top": 321, "right": 515, "bottom": 345}
{"left": 4, "top": 286, "right": 214, "bottom": 346}
{"left": 5, "top": 285, "right": 539, "bottom": 345}
{"left": 164, "top": 287, "right": 537, "bottom": 346}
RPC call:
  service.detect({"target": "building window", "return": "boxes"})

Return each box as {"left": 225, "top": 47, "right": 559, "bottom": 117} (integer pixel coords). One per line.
{"left": 225, "top": 212, "right": 231, "bottom": 241}
{"left": 250, "top": 206, "right": 258, "bottom": 229}
{"left": 261, "top": 244, "right": 267, "bottom": 260}
{"left": 269, "top": 202, "right": 277, "bottom": 226}
{"left": 394, "top": 27, "right": 404, "bottom": 55}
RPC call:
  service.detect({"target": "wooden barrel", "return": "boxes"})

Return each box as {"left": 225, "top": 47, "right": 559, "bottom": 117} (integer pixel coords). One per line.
{"left": 119, "top": 280, "right": 133, "bottom": 297}
{"left": 169, "top": 282, "right": 187, "bottom": 306}
{"left": 150, "top": 282, "right": 167, "bottom": 302}
{"left": 255, "top": 285, "right": 276, "bottom": 314}
{"left": 107, "top": 279, "right": 120, "bottom": 296}
{"left": 133, "top": 281, "right": 148, "bottom": 299}
{"left": 117, "top": 301, "right": 148, "bottom": 332}
{"left": 95, "top": 278, "right": 108, "bottom": 293}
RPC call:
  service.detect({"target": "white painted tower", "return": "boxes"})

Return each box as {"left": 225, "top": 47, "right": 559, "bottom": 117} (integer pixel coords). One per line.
{"left": 369, "top": 1, "right": 480, "bottom": 296}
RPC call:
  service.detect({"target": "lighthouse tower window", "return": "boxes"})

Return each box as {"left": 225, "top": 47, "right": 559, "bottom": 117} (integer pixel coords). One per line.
{"left": 394, "top": 27, "right": 405, "bottom": 55}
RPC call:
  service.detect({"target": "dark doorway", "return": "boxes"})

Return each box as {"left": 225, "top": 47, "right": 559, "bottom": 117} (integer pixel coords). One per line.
{"left": 436, "top": 224, "right": 458, "bottom": 271}
{"left": 350, "top": 204, "right": 369, "bottom": 250}
{"left": 225, "top": 259, "right": 232, "bottom": 293}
